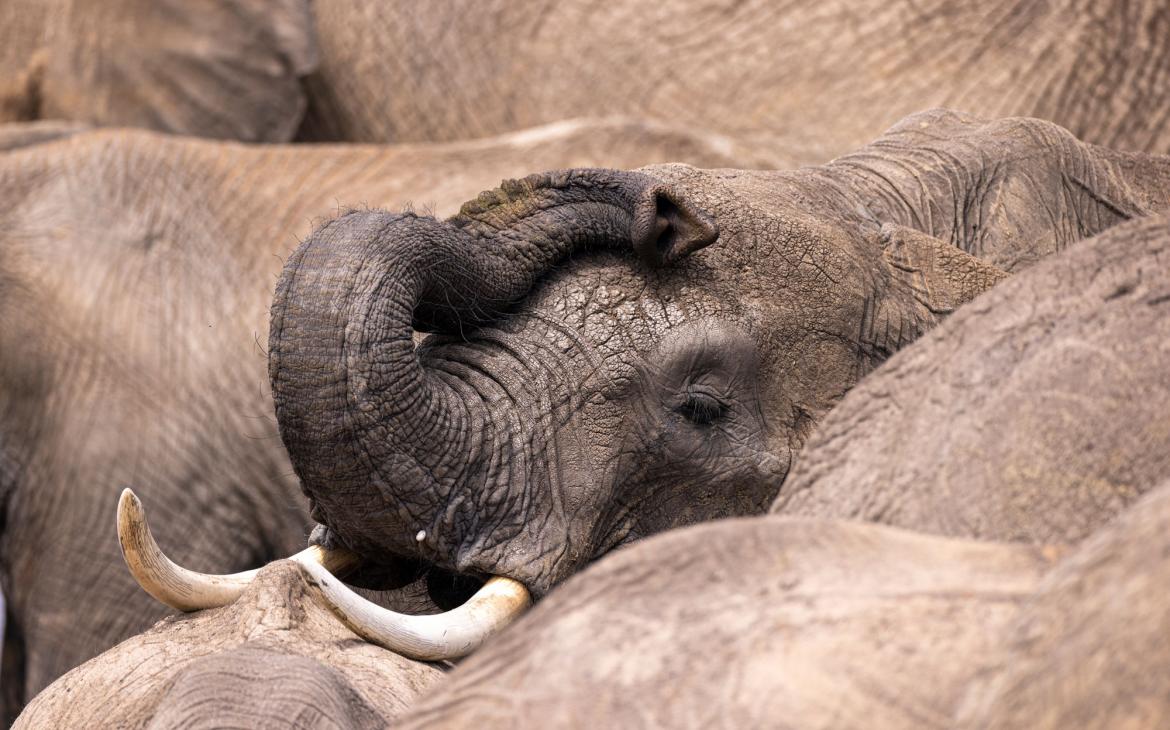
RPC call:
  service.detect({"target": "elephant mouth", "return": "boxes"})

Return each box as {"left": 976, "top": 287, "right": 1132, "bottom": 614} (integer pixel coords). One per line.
{"left": 116, "top": 489, "right": 531, "bottom": 662}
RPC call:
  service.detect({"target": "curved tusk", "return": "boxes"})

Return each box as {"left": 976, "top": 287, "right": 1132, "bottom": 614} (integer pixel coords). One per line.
{"left": 297, "top": 559, "right": 531, "bottom": 661}
{"left": 117, "top": 487, "right": 360, "bottom": 612}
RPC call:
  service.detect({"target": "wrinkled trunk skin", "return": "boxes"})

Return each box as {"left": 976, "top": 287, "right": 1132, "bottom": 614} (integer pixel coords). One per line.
{"left": 269, "top": 170, "right": 715, "bottom": 592}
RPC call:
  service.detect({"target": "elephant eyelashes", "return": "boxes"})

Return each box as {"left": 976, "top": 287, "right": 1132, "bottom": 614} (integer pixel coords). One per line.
{"left": 678, "top": 385, "right": 728, "bottom": 425}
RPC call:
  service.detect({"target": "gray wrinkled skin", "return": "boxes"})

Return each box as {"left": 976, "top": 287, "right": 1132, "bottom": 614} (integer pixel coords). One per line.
{"left": 775, "top": 211, "right": 1170, "bottom": 545}
{"left": 269, "top": 110, "right": 1170, "bottom": 598}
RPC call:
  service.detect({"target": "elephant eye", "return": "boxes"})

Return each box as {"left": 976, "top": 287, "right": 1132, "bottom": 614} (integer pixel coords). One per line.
{"left": 678, "top": 385, "right": 728, "bottom": 425}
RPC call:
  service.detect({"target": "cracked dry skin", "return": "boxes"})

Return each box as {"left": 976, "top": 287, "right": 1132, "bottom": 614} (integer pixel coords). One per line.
{"left": 268, "top": 110, "right": 1170, "bottom": 600}
{"left": 0, "top": 116, "right": 747, "bottom": 721}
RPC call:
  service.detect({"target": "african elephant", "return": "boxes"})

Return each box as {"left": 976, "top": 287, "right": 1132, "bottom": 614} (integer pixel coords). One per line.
{"left": 14, "top": 113, "right": 1170, "bottom": 727}
{"left": 0, "top": 116, "right": 745, "bottom": 720}
{"left": 396, "top": 480, "right": 1170, "bottom": 729}
{"left": 6, "top": 0, "right": 1170, "bottom": 168}
{"left": 242, "top": 110, "right": 1170, "bottom": 659}
{"left": 774, "top": 210, "right": 1170, "bottom": 544}
{"left": 13, "top": 561, "right": 442, "bottom": 729}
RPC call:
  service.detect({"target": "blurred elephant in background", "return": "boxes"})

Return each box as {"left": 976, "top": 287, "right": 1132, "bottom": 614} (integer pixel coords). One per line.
{"left": 304, "top": 0, "right": 1170, "bottom": 163}
{"left": 0, "top": 116, "right": 746, "bottom": 722}
{"left": 0, "top": 0, "right": 317, "bottom": 142}
{"left": 4, "top": 0, "right": 1170, "bottom": 167}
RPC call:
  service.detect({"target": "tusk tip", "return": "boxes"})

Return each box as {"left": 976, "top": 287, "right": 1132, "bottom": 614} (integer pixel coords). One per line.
{"left": 118, "top": 487, "right": 141, "bottom": 514}
{"left": 118, "top": 488, "right": 139, "bottom": 530}
{"left": 117, "top": 488, "right": 148, "bottom": 546}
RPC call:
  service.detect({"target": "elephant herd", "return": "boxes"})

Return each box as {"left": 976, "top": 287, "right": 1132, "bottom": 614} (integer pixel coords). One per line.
{"left": 1, "top": 1, "right": 1169, "bottom": 728}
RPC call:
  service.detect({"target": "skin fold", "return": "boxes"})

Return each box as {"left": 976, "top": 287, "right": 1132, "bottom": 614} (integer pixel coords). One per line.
{"left": 268, "top": 110, "right": 1170, "bottom": 604}
{"left": 0, "top": 117, "right": 745, "bottom": 721}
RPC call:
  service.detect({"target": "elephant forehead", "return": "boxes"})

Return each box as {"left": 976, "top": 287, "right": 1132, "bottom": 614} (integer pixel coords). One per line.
{"left": 150, "top": 646, "right": 386, "bottom": 729}
{"left": 523, "top": 254, "right": 745, "bottom": 358}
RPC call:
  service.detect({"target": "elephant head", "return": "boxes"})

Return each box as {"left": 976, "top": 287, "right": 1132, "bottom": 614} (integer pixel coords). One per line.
{"left": 261, "top": 111, "right": 1170, "bottom": 639}
{"left": 14, "top": 560, "right": 443, "bottom": 729}
{"left": 127, "top": 111, "right": 1170, "bottom": 658}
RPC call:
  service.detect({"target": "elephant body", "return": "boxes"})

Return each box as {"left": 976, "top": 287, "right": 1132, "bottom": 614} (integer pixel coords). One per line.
{"left": 0, "top": 117, "right": 746, "bottom": 720}
{"left": 5, "top": 109, "right": 1169, "bottom": 728}
{"left": 397, "top": 516, "right": 1056, "bottom": 729}
{"left": 5, "top": 110, "right": 1167, "bottom": 721}
{"left": 397, "top": 480, "right": 1170, "bottom": 729}
{"left": 774, "top": 211, "right": 1170, "bottom": 544}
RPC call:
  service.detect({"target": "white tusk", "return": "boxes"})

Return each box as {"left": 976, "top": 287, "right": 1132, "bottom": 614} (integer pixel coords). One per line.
{"left": 117, "top": 487, "right": 359, "bottom": 612}
{"left": 297, "top": 558, "right": 531, "bottom": 661}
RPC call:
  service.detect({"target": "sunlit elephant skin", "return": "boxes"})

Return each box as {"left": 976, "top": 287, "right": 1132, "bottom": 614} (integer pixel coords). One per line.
{"left": 306, "top": 0, "right": 1170, "bottom": 164}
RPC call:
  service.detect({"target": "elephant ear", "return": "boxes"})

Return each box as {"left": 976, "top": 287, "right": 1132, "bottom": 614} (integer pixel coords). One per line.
{"left": 38, "top": 0, "right": 317, "bottom": 142}
{"left": 881, "top": 223, "right": 1009, "bottom": 316}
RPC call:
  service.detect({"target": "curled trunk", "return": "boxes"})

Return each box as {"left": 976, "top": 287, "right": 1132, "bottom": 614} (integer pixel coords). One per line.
{"left": 268, "top": 169, "right": 716, "bottom": 569}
